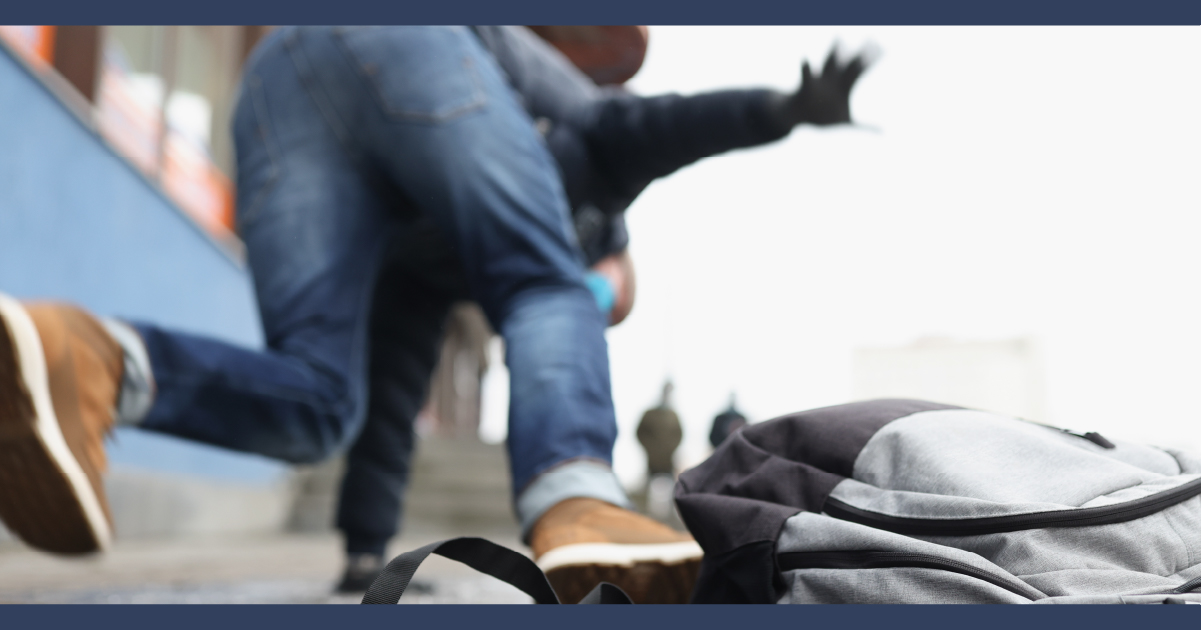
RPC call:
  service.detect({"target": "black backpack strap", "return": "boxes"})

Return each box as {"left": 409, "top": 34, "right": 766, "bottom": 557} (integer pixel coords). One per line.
{"left": 361, "top": 536, "right": 635, "bottom": 605}
{"left": 362, "top": 537, "right": 561, "bottom": 604}
{"left": 577, "top": 582, "right": 634, "bottom": 604}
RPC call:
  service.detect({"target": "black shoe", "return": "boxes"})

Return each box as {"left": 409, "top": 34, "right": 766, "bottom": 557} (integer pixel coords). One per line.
{"left": 335, "top": 552, "right": 439, "bottom": 596}
{"left": 335, "top": 553, "right": 384, "bottom": 594}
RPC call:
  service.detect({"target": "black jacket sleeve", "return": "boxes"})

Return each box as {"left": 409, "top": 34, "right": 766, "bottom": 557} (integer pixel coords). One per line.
{"left": 579, "top": 88, "right": 794, "bottom": 213}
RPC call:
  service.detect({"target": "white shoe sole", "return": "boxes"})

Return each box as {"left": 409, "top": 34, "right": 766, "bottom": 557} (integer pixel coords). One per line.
{"left": 538, "top": 541, "right": 703, "bottom": 604}
{"left": 0, "top": 293, "right": 112, "bottom": 552}
{"left": 536, "top": 540, "right": 703, "bottom": 572}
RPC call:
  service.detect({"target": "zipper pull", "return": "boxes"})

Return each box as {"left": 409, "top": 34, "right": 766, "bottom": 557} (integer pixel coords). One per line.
{"left": 1061, "top": 429, "right": 1116, "bottom": 449}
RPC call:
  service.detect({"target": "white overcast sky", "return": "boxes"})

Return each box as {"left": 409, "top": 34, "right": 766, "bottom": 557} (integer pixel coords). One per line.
{"left": 481, "top": 26, "right": 1201, "bottom": 489}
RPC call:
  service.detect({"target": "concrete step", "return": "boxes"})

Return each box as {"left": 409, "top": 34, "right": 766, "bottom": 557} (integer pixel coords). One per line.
{"left": 285, "top": 436, "right": 517, "bottom": 535}
{"left": 404, "top": 437, "right": 515, "bottom": 530}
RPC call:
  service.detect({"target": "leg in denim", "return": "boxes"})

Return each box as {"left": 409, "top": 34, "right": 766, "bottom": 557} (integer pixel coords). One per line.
{"left": 130, "top": 27, "right": 626, "bottom": 527}
{"left": 297, "top": 26, "right": 625, "bottom": 523}
{"left": 130, "top": 29, "right": 407, "bottom": 464}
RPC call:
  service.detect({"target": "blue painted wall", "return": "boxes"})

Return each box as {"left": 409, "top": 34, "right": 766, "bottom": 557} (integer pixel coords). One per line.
{"left": 0, "top": 47, "right": 287, "bottom": 484}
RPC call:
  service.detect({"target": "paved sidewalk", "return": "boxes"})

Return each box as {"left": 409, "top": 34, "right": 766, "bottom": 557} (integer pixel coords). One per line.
{"left": 0, "top": 530, "right": 533, "bottom": 604}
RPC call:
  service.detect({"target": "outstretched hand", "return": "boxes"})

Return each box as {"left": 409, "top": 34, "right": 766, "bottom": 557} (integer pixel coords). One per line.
{"left": 787, "top": 43, "right": 879, "bottom": 127}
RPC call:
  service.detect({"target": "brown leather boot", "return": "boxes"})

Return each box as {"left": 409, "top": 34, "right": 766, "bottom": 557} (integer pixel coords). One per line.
{"left": 530, "top": 497, "right": 702, "bottom": 604}
{"left": 0, "top": 294, "right": 122, "bottom": 554}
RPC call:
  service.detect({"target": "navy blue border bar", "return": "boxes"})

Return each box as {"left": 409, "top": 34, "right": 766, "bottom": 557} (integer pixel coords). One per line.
{"left": 4, "top": 2, "right": 1199, "bottom": 630}
{"left": 5, "top": 0, "right": 1201, "bottom": 25}
{"left": 5, "top": 603, "right": 1201, "bottom": 630}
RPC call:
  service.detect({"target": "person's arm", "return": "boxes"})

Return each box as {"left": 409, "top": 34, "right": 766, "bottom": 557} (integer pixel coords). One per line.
{"left": 584, "top": 88, "right": 790, "bottom": 203}
{"left": 584, "top": 45, "right": 877, "bottom": 202}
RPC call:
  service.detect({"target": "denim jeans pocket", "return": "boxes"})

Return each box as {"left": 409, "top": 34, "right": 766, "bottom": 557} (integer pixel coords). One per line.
{"left": 334, "top": 26, "right": 486, "bottom": 123}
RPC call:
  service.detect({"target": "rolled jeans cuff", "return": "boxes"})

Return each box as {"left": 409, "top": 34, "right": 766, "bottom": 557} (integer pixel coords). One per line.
{"left": 516, "top": 459, "right": 631, "bottom": 541}
{"left": 101, "top": 318, "right": 155, "bottom": 426}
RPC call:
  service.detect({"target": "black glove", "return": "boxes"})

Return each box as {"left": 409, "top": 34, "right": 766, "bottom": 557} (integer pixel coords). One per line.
{"left": 779, "top": 44, "right": 878, "bottom": 127}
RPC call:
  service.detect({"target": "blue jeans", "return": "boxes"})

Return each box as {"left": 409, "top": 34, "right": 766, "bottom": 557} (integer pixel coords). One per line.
{"left": 128, "top": 26, "right": 627, "bottom": 545}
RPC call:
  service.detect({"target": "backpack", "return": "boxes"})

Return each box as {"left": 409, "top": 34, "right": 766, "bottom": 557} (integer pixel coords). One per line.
{"left": 674, "top": 399, "right": 1201, "bottom": 604}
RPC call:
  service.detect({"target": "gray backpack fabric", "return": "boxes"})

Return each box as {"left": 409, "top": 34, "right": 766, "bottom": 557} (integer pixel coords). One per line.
{"left": 675, "top": 399, "right": 1201, "bottom": 604}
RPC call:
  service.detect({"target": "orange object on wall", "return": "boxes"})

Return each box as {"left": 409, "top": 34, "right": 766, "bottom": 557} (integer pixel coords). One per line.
{"left": 94, "top": 35, "right": 236, "bottom": 238}
{"left": 34, "top": 25, "right": 55, "bottom": 63}
{"left": 0, "top": 25, "right": 57, "bottom": 66}
{"left": 527, "top": 26, "right": 649, "bottom": 86}
{"left": 162, "top": 130, "right": 236, "bottom": 236}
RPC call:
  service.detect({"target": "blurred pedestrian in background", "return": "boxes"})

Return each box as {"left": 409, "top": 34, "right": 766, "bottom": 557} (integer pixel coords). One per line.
{"left": 709, "top": 395, "right": 749, "bottom": 449}
{"left": 637, "top": 380, "right": 683, "bottom": 523}
{"left": 637, "top": 380, "right": 683, "bottom": 478}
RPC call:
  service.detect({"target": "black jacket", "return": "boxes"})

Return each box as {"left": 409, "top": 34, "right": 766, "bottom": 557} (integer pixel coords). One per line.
{"left": 472, "top": 26, "right": 794, "bottom": 264}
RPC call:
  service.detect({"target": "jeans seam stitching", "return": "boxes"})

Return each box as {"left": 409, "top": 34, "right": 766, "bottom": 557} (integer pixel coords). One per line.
{"left": 286, "top": 31, "right": 360, "bottom": 157}
{"left": 332, "top": 27, "right": 488, "bottom": 123}
{"left": 236, "top": 75, "right": 282, "bottom": 228}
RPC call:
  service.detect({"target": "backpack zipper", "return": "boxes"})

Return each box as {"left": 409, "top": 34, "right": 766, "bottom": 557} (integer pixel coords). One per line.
{"left": 825, "top": 477, "right": 1201, "bottom": 537}
{"left": 777, "top": 550, "right": 1040, "bottom": 600}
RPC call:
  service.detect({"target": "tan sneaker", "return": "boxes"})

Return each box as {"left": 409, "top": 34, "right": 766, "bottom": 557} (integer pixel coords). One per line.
{"left": 0, "top": 295, "right": 122, "bottom": 554}
{"left": 530, "top": 497, "right": 702, "bottom": 604}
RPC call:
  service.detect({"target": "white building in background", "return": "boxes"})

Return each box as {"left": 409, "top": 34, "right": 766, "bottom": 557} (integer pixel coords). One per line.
{"left": 852, "top": 337, "right": 1046, "bottom": 422}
